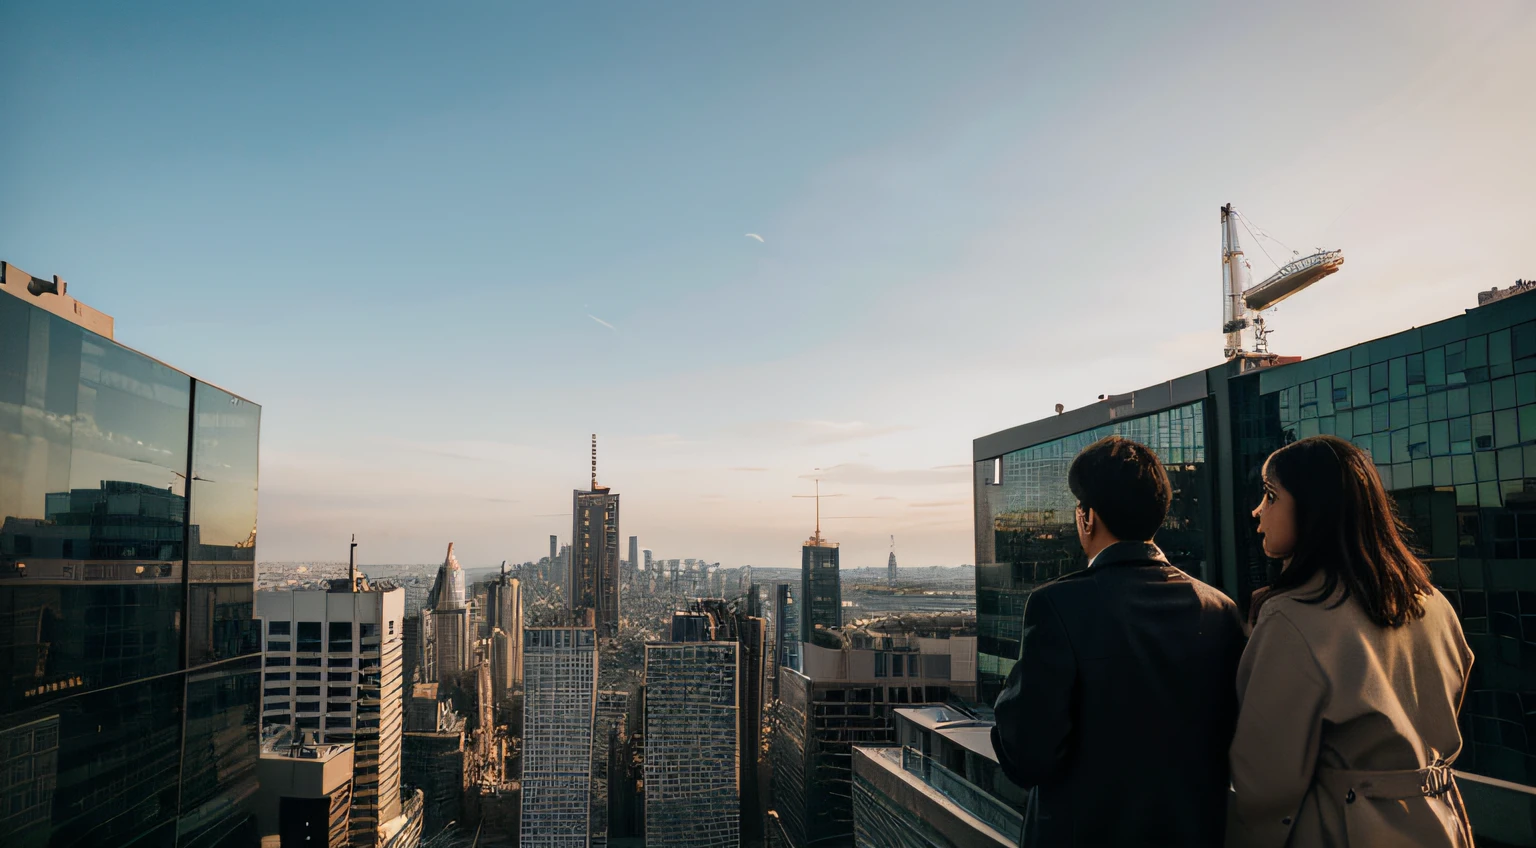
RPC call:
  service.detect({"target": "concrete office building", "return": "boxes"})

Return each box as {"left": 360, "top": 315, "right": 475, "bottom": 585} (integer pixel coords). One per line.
{"left": 770, "top": 620, "right": 978, "bottom": 848}
{"left": 521, "top": 626, "right": 599, "bottom": 847}
{"left": 256, "top": 582, "right": 406, "bottom": 848}
{"left": 256, "top": 729, "right": 355, "bottom": 848}
{"left": 0, "top": 259, "right": 263, "bottom": 846}
{"left": 488, "top": 565, "right": 522, "bottom": 692}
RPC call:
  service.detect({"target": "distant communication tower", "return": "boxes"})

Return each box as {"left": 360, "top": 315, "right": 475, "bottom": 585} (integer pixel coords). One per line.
{"left": 887, "top": 535, "right": 897, "bottom": 588}
{"left": 1221, "top": 204, "right": 1344, "bottom": 365}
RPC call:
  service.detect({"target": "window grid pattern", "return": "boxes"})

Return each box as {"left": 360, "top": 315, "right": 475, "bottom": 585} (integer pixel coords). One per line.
{"left": 644, "top": 643, "right": 740, "bottom": 848}
{"left": 520, "top": 628, "right": 597, "bottom": 848}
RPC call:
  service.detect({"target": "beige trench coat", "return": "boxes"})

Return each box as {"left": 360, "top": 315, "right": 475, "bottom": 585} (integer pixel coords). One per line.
{"left": 1227, "top": 575, "right": 1475, "bottom": 848}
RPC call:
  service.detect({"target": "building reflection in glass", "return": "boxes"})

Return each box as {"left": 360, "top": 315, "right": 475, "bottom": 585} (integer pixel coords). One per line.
{"left": 973, "top": 402, "right": 1209, "bottom": 703}
{"left": 0, "top": 287, "right": 262, "bottom": 846}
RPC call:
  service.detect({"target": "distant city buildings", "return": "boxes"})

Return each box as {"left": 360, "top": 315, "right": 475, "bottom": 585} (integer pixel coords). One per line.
{"left": 488, "top": 564, "right": 522, "bottom": 693}
{"left": 521, "top": 626, "right": 599, "bottom": 846}
{"left": 256, "top": 581, "right": 407, "bottom": 848}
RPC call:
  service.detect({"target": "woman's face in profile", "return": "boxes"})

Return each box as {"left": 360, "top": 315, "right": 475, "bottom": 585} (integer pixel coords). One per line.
{"left": 1253, "top": 459, "right": 1297, "bottom": 563}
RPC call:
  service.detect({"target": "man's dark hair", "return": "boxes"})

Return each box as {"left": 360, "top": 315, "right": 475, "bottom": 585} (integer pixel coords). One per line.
{"left": 1067, "top": 435, "right": 1171, "bottom": 541}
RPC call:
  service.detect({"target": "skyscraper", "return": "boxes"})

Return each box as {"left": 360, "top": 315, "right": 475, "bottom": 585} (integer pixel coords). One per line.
{"left": 256, "top": 729, "right": 355, "bottom": 848}
{"left": 800, "top": 535, "right": 841, "bottom": 644}
{"left": 550, "top": 535, "right": 559, "bottom": 570}
{"left": 645, "top": 640, "right": 741, "bottom": 848}
{"left": 887, "top": 536, "right": 897, "bottom": 589}
{"left": 591, "top": 689, "right": 630, "bottom": 848}
{"left": 256, "top": 580, "right": 407, "bottom": 848}
{"left": 571, "top": 436, "right": 621, "bottom": 637}
{"left": 487, "top": 565, "right": 523, "bottom": 693}
{"left": 643, "top": 549, "right": 653, "bottom": 572}
{"left": 0, "top": 262, "right": 262, "bottom": 847}
{"left": 628, "top": 535, "right": 639, "bottom": 571}
{"left": 521, "top": 626, "right": 598, "bottom": 846}
{"left": 428, "top": 543, "right": 470, "bottom": 678}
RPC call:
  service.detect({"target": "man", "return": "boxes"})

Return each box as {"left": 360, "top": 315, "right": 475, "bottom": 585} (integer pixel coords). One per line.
{"left": 991, "top": 435, "right": 1245, "bottom": 847}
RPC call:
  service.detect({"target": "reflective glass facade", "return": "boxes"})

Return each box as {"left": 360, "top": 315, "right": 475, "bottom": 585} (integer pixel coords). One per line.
{"left": 974, "top": 402, "right": 1210, "bottom": 702}
{"left": 973, "top": 289, "right": 1536, "bottom": 791}
{"left": 0, "top": 290, "right": 261, "bottom": 846}
{"left": 1253, "top": 294, "right": 1536, "bottom": 786}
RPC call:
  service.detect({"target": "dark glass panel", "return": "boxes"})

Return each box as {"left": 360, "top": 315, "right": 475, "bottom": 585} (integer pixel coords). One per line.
{"left": 186, "top": 382, "right": 260, "bottom": 668}
{"left": 176, "top": 658, "right": 260, "bottom": 848}
{"left": 1429, "top": 390, "right": 1449, "bottom": 422}
{"left": 1494, "top": 377, "right": 1517, "bottom": 410}
{"left": 1472, "top": 383, "right": 1494, "bottom": 414}
{"left": 0, "top": 672, "right": 184, "bottom": 847}
{"left": 1390, "top": 358, "right": 1408, "bottom": 399}
{"left": 0, "top": 298, "right": 193, "bottom": 710}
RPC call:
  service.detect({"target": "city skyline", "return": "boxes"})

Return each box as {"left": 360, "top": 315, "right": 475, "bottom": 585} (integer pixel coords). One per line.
{"left": 5, "top": 1, "right": 1535, "bottom": 568}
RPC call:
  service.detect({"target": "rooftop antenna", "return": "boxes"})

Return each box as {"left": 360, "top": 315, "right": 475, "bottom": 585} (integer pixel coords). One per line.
{"left": 349, "top": 534, "right": 358, "bottom": 591}
{"left": 591, "top": 433, "right": 598, "bottom": 489}
{"left": 793, "top": 471, "right": 837, "bottom": 545}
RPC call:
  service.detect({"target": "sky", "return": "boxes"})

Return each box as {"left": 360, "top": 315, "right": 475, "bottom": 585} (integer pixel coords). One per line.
{"left": 3, "top": 0, "right": 1534, "bottom": 569}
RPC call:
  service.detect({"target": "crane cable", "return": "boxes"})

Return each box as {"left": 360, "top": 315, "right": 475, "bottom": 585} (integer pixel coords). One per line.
{"left": 1236, "top": 213, "right": 1284, "bottom": 279}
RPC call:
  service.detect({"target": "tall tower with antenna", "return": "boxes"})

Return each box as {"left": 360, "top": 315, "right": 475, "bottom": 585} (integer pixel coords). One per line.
{"left": 571, "top": 434, "right": 621, "bottom": 637}
{"left": 794, "top": 474, "right": 841, "bottom": 643}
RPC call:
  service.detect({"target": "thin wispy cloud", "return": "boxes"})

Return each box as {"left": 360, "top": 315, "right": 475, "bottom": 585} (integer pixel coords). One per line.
{"left": 910, "top": 499, "right": 968, "bottom": 508}
{"left": 730, "top": 466, "right": 769, "bottom": 472}
{"left": 587, "top": 314, "right": 616, "bottom": 330}
{"left": 745, "top": 233, "right": 764, "bottom": 243}
{"left": 802, "top": 463, "right": 971, "bottom": 486}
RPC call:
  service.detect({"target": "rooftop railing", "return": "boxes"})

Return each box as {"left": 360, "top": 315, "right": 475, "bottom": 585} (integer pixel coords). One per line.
{"left": 902, "top": 745, "right": 1023, "bottom": 837}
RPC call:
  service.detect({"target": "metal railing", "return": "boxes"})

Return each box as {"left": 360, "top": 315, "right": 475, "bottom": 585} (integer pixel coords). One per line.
{"left": 901, "top": 746, "right": 1023, "bottom": 837}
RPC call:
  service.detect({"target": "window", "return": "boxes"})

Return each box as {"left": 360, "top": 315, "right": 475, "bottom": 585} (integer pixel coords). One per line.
{"left": 296, "top": 622, "right": 322, "bottom": 652}
{"left": 326, "top": 717, "right": 352, "bottom": 729}
{"left": 266, "top": 656, "right": 290, "bottom": 667}
{"left": 328, "top": 672, "right": 353, "bottom": 683}
{"left": 328, "top": 687, "right": 351, "bottom": 699}
{"left": 263, "top": 686, "right": 290, "bottom": 697}
{"left": 266, "top": 640, "right": 291, "bottom": 652}
{"left": 268, "top": 621, "right": 291, "bottom": 636}
{"left": 297, "top": 672, "right": 322, "bottom": 681}
{"left": 874, "top": 653, "right": 888, "bottom": 678}
{"left": 266, "top": 714, "right": 291, "bottom": 726}
{"left": 328, "top": 658, "right": 353, "bottom": 668}
{"left": 296, "top": 701, "right": 320, "bottom": 713}
{"left": 296, "top": 717, "right": 319, "bottom": 729}
{"left": 327, "top": 701, "right": 350, "bottom": 714}
{"left": 328, "top": 622, "right": 352, "bottom": 653}
{"left": 297, "top": 657, "right": 323, "bottom": 667}
{"left": 359, "top": 623, "right": 379, "bottom": 638}
{"left": 892, "top": 655, "right": 904, "bottom": 677}
{"left": 264, "top": 672, "right": 290, "bottom": 682}
{"left": 388, "top": 620, "right": 395, "bottom": 635}
{"left": 297, "top": 686, "right": 320, "bottom": 696}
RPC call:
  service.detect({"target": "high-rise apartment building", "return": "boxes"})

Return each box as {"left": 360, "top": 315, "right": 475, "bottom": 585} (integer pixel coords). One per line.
{"left": 550, "top": 535, "right": 559, "bottom": 570}
{"left": 521, "top": 626, "right": 599, "bottom": 846}
{"left": 627, "top": 536, "right": 638, "bottom": 571}
{"left": 645, "top": 641, "right": 742, "bottom": 848}
{"left": 642, "top": 549, "right": 653, "bottom": 572}
{"left": 0, "top": 261, "right": 262, "bottom": 847}
{"left": 571, "top": 438, "right": 621, "bottom": 637}
{"left": 256, "top": 582, "right": 406, "bottom": 848}
{"left": 773, "top": 583, "right": 801, "bottom": 690}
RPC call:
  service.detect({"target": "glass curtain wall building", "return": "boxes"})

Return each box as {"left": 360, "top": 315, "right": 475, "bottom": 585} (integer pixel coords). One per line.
{"left": 974, "top": 288, "right": 1536, "bottom": 792}
{"left": 0, "top": 265, "right": 262, "bottom": 847}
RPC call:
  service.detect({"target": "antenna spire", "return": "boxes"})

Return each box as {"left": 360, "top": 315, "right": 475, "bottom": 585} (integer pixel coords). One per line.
{"left": 349, "top": 534, "right": 358, "bottom": 591}
{"left": 815, "top": 478, "right": 821, "bottom": 542}
{"left": 591, "top": 433, "right": 598, "bottom": 489}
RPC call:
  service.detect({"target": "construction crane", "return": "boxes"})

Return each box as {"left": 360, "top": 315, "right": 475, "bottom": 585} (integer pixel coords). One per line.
{"left": 1221, "top": 203, "right": 1344, "bottom": 362}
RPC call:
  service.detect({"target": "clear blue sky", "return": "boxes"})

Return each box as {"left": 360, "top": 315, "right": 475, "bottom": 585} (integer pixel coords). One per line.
{"left": 4, "top": 0, "right": 1533, "bottom": 568}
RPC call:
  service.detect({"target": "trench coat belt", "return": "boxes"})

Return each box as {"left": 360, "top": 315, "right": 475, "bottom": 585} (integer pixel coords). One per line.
{"left": 1317, "top": 760, "right": 1457, "bottom": 801}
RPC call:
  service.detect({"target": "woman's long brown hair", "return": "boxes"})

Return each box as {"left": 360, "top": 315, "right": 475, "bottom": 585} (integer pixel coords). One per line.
{"left": 1262, "top": 435, "right": 1434, "bottom": 628}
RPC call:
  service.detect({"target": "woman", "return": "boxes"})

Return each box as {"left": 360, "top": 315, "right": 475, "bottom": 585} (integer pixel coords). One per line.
{"left": 1228, "top": 435, "right": 1475, "bottom": 847}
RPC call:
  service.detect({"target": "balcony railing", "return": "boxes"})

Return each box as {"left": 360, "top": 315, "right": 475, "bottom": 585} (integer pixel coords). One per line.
{"left": 902, "top": 746, "right": 1023, "bottom": 837}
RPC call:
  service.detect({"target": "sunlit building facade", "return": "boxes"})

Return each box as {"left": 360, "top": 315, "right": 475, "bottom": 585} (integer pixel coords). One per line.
{"left": 645, "top": 642, "right": 741, "bottom": 848}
